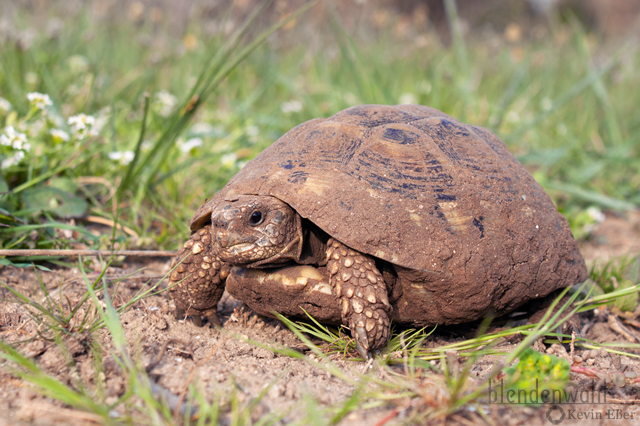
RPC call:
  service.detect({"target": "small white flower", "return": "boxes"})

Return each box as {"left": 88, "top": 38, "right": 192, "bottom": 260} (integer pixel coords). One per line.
{"left": 506, "top": 111, "right": 520, "bottom": 123}
{"left": 280, "top": 100, "right": 302, "bottom": 114}
{"left": 68, "top": 113, "right": 96, "bottom": 139}
{"left": 68, "top": 113, "right": 95, "bottom": 129}
{"left": 0, "top": 97, "right": 11, "bottom": 113}
{"left": 26, "top": 92, "right": 52, "bottom": 110}
{"left": 245, "top": 125, "right": 259, "bottom": 137}
{"left": 586, "top": 206, "right": 605, "bottom": 224}
{"left": 155, "top": 90, "right": 178, "bottom": 117}
{"left": 50, "top": 128, "right": 70, "bottom": 142}
{"left": 108, "top": 150, "right": 135, "bottom": 165}
{"left": 1, "top": 150, "right": 25, "bottom": 168}
{"left": 540, "top": 97, "right": 553, "bottom": 111}
{"left": 179, "top": 137, "right": 203, "bottom": 153}
{"left": 398, "top": 93, "right": 416, "bottom": 105}
{"left": 0, "top": 126, "right": 28, "bottom": 148}
{"left": 220, "top": 153, "right": 237, "bottom": 167}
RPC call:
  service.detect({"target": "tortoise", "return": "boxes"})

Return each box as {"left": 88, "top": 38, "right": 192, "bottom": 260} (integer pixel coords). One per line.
{"left": 168, "top": 104, "right": 587, "bottom": 359}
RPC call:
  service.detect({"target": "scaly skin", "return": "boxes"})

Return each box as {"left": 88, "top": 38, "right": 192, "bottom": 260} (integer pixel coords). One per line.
{"left": 168, "top": 225, "right": 230, "bottom": 326}
{"left": 326, "top": 238, "right": 391, "bottom": 359}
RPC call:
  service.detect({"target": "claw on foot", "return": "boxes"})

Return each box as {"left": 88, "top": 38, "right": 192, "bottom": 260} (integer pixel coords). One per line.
{"left": 354, "top": 325, "right": 372, "bottom": 360}
{"left": 174, "top": 308, "right": 221, "bottom": 328}
{"left": 174, "top": 308, "right": 186, "bottom": 321}
{"left": 207, "top": 314, "right": 222, "bottom": 328}
{"left": 192, "top": 315, "right": 203, "bottom": 327}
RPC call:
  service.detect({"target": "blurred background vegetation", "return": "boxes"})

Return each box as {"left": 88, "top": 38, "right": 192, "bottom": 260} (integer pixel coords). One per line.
{"left": 0, "top": 0, "right": 639, "bottom": 260}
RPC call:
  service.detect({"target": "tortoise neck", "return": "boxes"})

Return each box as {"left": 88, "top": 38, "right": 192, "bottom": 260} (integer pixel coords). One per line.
{"left": 297, "top": 219, "right": 330, "bottom": 266}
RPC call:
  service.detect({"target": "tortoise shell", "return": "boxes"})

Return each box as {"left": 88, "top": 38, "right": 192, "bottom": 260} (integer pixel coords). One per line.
{"left": 192, "top": 104, "right": 586, "bottom": 324}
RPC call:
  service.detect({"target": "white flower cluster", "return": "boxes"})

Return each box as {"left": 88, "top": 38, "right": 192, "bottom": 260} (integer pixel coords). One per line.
{"left": 220, "top": 152, "right": 237, "bottom": 167}
{"left": 280, "top": 100, "right": 302, "bottom": 114}
{"left": 1, "top": 150, "right": 25, "bottom": 168}
{"left": 155, "top": 90, "right": 178, "bottom": 117}
{"left": 1, "top": 126, "right": 29, "bottom": 151}
{"left": 179, "top": 137, "right": 203, "bottom": 153}
{"left": 586, "top": 206, "right": 606, "bottom": 224}
{"left": 0, "top": 126, "right": 30, "bottom": 168}
{"left": 398, "top": 93, "right": 416, "bottom": 105}
{"left": 68, "top": 113, "right": 97, "bottom": 140}
{"left": 50, "top": 128, "right": 70, "bottom": 142}
{"left": 108, "top": 151, "right": 135, "bottom": 165}
{"left": 0, "top": 97, "right": 11, "bottom": 113}
{"left": 26, "top": 92, "right": 52, "bottom": 110}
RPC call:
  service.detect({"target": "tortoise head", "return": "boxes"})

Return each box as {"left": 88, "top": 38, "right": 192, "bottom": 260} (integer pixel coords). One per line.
{"left": 210, "top": 195, "right": 303, "bottom": 267}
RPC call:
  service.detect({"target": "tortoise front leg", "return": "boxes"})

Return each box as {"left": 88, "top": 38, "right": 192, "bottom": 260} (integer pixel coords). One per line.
{"left": 168, "top": 225, "right": 231, "bottom": 327}
{"left": 326, "top": 238, "right": 391, "bottom": 359}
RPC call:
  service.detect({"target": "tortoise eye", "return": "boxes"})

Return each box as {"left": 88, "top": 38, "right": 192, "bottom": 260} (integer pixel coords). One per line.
{"left": 249, "top": 211, "right": 263, "bottom": 226}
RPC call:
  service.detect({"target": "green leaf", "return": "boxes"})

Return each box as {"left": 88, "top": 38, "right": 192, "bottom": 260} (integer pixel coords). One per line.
{"left": 0, "top": 206, "right": 22, "bottom": 226}
{"left": 48, "top": 177, "right": 79, "bottom": 194}
{"left": 545, "top": 181, "right": 637, "bottom": 211}
{"left": 624, "top": 258, "right": 640, "bottom": 284}
{"left": 0, "top": 176, "right": 10, "bottom": 212}
{"left": 0, "top": 258, "right": 32, "bottom": 268}
{"left": 614, "top": 279, "right": 639, "bottom": 312}
{"left": 0, "top": 175, "right": 8, "bottom": 193}
{"left": 35, "top": 264, "right": 53, "bottom": 272}
{"left": 22, "top": 187, "right": 88, "bottom": 219}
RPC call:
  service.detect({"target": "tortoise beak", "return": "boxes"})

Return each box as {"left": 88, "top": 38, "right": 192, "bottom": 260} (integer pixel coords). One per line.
{"left": 225, "top": 231, "right": 257, "bottom": 248}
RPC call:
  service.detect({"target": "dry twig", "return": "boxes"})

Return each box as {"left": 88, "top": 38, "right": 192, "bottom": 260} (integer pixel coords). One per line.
{"left": 86, "top": 215, "right": 139, "bottom": 238}
{"left": 608, "top": 314, "right": 640, "bottom": 343}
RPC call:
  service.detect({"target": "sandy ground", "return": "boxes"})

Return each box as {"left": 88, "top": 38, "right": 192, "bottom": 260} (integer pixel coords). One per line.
{"left": 1, "top": 210, "right": 640, "bottom": 425}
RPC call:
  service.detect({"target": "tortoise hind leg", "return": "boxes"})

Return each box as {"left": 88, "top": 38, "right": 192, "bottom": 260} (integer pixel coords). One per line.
{"left": 168, "top": 225, "right": 230, "bottom": 327}
{"left": 326, "top": 238, "right": 391, "bottom": 359}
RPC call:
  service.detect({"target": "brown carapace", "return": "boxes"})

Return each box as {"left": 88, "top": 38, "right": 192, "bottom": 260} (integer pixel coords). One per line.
{"left": 169, "top": 104, "right": 587, "bottom": 359}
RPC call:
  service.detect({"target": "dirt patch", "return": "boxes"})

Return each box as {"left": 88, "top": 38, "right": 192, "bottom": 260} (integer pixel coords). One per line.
{"left": 0, "top": 261, "right": 374, "bottom": 425}
{"left": 1, "top": 212, "right": 640, "bottom": 425}
{"left": 581, "top": 210, "right": 640, "bottom": 264}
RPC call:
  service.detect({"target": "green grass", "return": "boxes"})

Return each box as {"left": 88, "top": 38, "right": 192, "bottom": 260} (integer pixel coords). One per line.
{"left": 1, "top": 0, "right": 640, "bottom": 424}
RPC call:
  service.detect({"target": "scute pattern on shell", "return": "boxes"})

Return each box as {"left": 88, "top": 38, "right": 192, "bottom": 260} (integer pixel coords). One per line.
{"left": 192, "top": 104, "right": 587, "bottom": 325}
